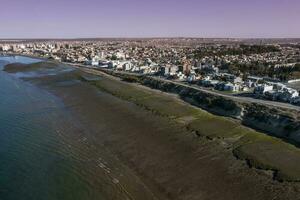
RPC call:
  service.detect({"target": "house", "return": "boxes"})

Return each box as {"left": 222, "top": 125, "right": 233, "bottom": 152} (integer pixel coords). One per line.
{"left": 91, "top": 56, "right": 100, "bottom": 66}
{"left": 162, "top": 65, "right": 179, "bottom": 76}
{"left": 254, "top": 84, "right": 274, "bottom": 94}
{"left": 245, "top": 79, "right": 256, "bottom": 88}
{"left": 233, "top": 76, "right": 243, "bottom": 84}
{"left": 139, "top": 66, "right": 151, "bottom": 74}
{"left": 278, "top": 88, "right": 299, "bottom": 102}
{"left": 224, "top": 83, "right": 240, "bottom": 92}
{"left": 108, "top": 61, "right": 120, "bottom": 68}
{"left": 122, "top": 62, "right": 133, "bottom": 71}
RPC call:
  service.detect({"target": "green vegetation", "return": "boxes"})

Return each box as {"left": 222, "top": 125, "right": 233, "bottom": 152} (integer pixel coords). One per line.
{"left": 84, "top": 73, "right": 300, "bottom": 182}
{"left": 3, "top": 61, "right": 59, "bottom": 73}
{"left": 194, "top": 45, "right": 280, "bottom": 58}
{"left": 233, "top": 141, "right": 300, "bottom": 181}
{"left": 221, "top": 62, "right": 300, "bottom": 81}
{"left": 194, "top": 44, "right": 300, "bottom": 81}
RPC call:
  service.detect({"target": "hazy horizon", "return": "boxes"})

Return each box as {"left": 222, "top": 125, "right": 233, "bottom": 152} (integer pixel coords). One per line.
{"left": 0, "top": 0, "right": 299, "bottom": 38}
{"left": 1, "top": 37, "right": 300, "bottom": 40}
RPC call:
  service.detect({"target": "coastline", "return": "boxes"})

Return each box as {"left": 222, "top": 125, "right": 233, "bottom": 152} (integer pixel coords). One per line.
{"left": 0, "top": 52, "right": 49, "bottom": 61}
{"left": 2, "top": 56, "right": 300, "bottom": 199}
{"left": 73, "top": 67, "right": 300, "bottom": 180}
{"left": 7, "top": 53, "right": 300, "bottom": 147}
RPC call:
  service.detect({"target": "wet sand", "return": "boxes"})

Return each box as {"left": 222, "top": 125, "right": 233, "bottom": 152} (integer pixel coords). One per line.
{"left": 5, "top": 63, "right": 300, "bottom": 199}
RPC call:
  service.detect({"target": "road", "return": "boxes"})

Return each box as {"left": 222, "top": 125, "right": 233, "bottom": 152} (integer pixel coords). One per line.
{"left": 64, "top": 62, "right": 300, "bottom": 112}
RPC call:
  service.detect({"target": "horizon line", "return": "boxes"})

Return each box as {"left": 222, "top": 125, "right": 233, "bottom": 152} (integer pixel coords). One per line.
{"left": 1, "top": 37, "right": 300, "bottom": 41}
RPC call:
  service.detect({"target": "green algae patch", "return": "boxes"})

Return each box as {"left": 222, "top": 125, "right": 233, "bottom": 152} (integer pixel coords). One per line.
{"left": 187, "top": 116, "right": 242, "bottom": 139}
{"left": 233, "top": 140, "right": 300, "bottom": 181}
{"left": 4, "top": 61, "right": 58, "bottom": 73}
{"left": 89, "top": 77, "right": 199, "bottom": 119}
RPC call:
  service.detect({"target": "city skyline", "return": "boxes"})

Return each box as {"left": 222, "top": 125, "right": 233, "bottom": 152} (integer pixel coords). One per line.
{"left": 0, "top": 0, "right": 300, "bottom": 39}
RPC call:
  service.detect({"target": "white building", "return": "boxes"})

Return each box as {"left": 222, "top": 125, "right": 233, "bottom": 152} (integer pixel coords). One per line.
{"left": 91, "top": 56, "right": 100, "bottom": 66}
{"left": 1, "top": 45, "right": 11, "bottom": 51}
{"left": 122, "top": 62, "right": 133, "bottom": 71}
{"left": 224, "top": 83, "right": 240, "bottom": 92}
{"left": 254, "top": 84, "right": 274, "bottom": 94}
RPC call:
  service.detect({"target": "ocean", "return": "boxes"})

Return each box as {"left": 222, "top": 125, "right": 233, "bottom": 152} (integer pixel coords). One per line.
{"left": 0, "top": 56, "right": 129, "bottom": 200}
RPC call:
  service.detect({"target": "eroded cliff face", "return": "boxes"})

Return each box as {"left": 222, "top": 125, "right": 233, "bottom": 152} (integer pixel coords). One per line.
{"left": 104, "top": 70, "right": 300, "bottom": 145}
{"left": 242, "top": 105, "right": 300, "bottom": 143}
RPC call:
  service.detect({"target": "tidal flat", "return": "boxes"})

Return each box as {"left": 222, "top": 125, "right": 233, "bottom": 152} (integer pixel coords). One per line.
{"left": 3, "top": 60, "right": 300, "bottom": 200}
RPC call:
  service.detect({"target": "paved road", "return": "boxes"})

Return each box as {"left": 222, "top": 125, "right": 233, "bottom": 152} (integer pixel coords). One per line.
{"left": 65, "top": 62, "right": 300, "bottom": 112}
{"left": 150, "top": 76, "right": 300, "bottom": 111}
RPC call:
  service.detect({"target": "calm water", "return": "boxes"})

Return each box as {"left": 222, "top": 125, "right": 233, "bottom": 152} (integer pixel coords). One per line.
{"left": 0, "top": 56, "right": 139, "bottom": 200}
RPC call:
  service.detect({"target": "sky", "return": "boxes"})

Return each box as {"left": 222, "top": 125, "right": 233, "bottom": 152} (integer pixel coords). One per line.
{"left": 0, "top": 0, "right": 299, "bottom": 38}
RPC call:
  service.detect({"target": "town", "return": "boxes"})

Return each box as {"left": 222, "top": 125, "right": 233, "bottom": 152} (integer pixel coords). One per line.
{"left": 1, "top": 38, "right": 300, "bottom": 105}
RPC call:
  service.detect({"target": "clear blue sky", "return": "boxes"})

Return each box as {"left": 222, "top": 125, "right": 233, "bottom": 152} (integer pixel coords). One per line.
{"left": 0, "top": 0, "right": 299, "bottom": 38}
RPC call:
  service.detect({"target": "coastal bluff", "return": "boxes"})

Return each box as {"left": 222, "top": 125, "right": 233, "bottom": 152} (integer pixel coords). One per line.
{"left": 104, "top": 70, "right": 300, "bottom": 145}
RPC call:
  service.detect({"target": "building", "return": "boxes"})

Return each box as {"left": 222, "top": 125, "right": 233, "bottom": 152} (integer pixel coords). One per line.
{"left": 162, "top": 65, "right": 178, "bottom": 76}
{"left": 182, "top": 60, "right": 192, "bottom": 75}
{"left": 224, "top": 83, "right": 240, "bottom": 92}
{"left": 254, "top": 84, "right": 274, "bottom": 94}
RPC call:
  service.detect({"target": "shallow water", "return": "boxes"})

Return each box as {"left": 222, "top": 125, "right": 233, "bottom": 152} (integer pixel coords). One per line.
{"left": 0, "top": 55, "right": 41, "bottom": 65}
{"left": 0, "top": 56, "right": 152, "bottom": 200}
{"left": 0, "top": 57, "right": 90, "bottom": 199}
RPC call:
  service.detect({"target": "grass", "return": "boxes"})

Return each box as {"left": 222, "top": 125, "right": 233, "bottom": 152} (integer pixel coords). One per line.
{"left": 83, "top": 72, "right": 300, "bottom": 182}
{"left": 233, "top": 140, "right": 300, "bottom": 181}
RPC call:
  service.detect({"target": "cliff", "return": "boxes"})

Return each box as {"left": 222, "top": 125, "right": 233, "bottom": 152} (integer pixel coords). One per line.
{"left": 105, "top": 70, "right": 300, "bottom": 145}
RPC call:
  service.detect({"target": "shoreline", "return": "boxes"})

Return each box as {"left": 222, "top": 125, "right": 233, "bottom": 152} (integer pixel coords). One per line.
{"left": 3, "top": 53, "right": 300, "bottom": 147}
{"left": 3, "top": 56, "right": 300, "bottom": 177}
{"left": 63, "top": 64, "right": 300, "bottom": 149}
{"left": 2, "top": 55, "right": 300, "bottom": 199}
{"left": 22, "top": 65, "right": 300, "bottom": 199}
